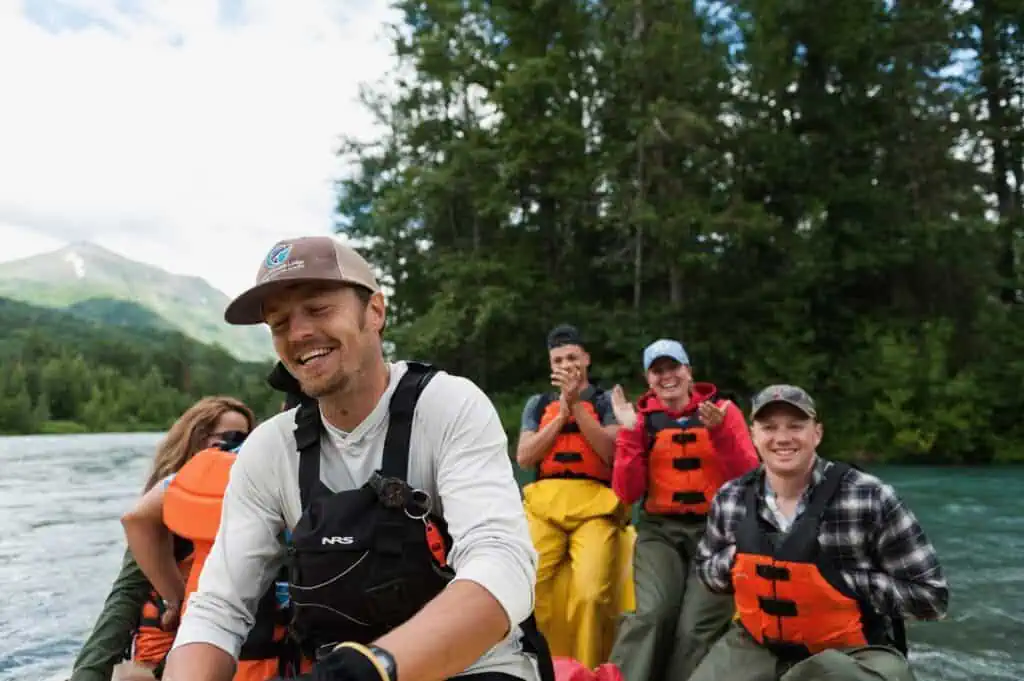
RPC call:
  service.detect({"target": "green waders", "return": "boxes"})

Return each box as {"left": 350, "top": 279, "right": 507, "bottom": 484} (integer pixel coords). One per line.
{"left": 688, "top": 624, "right": 916, "bottom": 681}
{"left": 608, "top": 511, "right": 734, "bottom": 681}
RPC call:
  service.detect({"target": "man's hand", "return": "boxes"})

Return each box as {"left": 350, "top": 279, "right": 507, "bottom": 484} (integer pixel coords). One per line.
{"left": 558, "top": 394, "right": 571, "bottom": 419}
{"left": 611, "top": 385, "right": 638, "bottom": 429}
{"left": 698, "top": 399, "right": 729, "bottom": 429}
{"left": 312, "top": 643, "right": 396, "bottom": 681}
{"left": 159, "top": 600, "right": 181, "bottom": 631}
{"left": 551, "top": 365, "right": 583, "bottom": 406}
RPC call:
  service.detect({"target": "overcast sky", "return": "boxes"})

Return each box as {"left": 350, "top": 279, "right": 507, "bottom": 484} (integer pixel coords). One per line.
{"left": 0, "top": 0, "right": 399, "bottom": 298}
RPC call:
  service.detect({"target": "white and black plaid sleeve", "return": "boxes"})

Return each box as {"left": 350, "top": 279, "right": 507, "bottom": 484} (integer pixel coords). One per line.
{"left": 836, "top": 475, "right": 949, "bottom": 621}
{"left": 695, "top": 480, "right": 747, "bottom": 594}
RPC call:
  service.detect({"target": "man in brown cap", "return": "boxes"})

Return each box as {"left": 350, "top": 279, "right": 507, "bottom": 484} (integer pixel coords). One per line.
{"left": 162, "top": 236, "right": 551, "bottom": 681}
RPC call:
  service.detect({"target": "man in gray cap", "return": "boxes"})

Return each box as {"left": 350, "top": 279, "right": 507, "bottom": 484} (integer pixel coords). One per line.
{"left": 689, "top": 384, "right": 949, "bottom": 681}
{"left": 162, "top": 236, "right": 551, "bottom": 681}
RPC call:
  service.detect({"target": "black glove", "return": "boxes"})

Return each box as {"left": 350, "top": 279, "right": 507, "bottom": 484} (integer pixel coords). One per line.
{"left": 310, "top": 642, "right": 397, "bottom": 681}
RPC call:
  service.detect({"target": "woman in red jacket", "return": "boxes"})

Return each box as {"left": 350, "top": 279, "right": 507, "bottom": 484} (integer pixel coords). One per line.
{"left": 606, "top": 339, "right": 759, "bottom": 681}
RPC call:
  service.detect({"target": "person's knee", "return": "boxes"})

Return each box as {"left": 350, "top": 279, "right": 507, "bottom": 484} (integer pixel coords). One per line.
{"left": 570, "top": 532, "right": 620, "bottom": 606}
{"left": 571, "top": 555, "right": 617, "bottom": 607}
{"left": 685, "top": 638, "right": 744, "bottom": 681}
{"left": 530, "top": 522, "right": 569, "bottom": 577}
{"left": 679, "top": 590, "right": 736, "bottom": 637}
{"left": 783, "top": 647, "right": 914, "bottom": 681}
{"left": 635, "top": 599, "right": 682, "bottom": 629}
{"left": 858, "top": 647, "right": 915, "bottom": 681}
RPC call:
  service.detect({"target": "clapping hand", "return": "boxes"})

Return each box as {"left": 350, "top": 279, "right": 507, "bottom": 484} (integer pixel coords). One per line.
{"left": 611, "top": 385, "right": 638, "bottom": 429}
{"left": 697, "top": 399, "right": 729, "bottom": 429}
{"left": 551, "top": 365, "right": 583, "bottom": 407}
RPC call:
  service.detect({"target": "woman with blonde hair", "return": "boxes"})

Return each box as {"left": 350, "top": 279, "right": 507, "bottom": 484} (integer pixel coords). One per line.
{"left": 121, "top": 376, "right": 309, "bottom": 681}
{"left": 125, "top": 396, "right": 254, "bottom": 676}
{"left": 67, "top": 395, "right": 255, "bottom": 681}
{"left": 140, "top": 395, "right": 254, "bottom": 494}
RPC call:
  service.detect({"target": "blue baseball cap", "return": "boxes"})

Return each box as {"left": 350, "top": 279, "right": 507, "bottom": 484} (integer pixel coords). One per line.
{"left": 642, "top": 339, "right": 689, "bottom": 371}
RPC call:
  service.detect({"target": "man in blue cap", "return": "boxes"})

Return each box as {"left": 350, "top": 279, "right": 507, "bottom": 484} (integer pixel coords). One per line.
{"left": 606, "top": 338, "right": 759, "bottom": 681}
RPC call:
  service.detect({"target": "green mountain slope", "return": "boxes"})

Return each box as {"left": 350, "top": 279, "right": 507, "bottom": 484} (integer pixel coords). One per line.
{"left": 0, "top": 242, "right": 274, "bottom": 362}
{"left": 0, "top": 296, "right": 282, "bottom": 434}
{"left": 66, "top": 297, "right": 175, "bottom": 330}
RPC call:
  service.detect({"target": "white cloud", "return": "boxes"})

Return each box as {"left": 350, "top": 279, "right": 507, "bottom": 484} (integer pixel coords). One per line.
{"left": 0, "top": 0, "right": 400, "bottom": 298}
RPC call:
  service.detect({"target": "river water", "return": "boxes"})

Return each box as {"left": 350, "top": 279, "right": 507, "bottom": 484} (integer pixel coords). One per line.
{"left": 0, "top": 433, "right": 1021, "bottom": 681}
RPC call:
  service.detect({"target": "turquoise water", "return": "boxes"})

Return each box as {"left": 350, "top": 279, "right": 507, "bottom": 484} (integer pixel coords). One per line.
{"left": 0, "top": 435, "right": 1020, "bottom": 681}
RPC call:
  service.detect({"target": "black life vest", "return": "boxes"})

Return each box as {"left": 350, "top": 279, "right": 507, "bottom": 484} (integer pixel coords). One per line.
{"left": 286, "top": 361, "right": 556, "bottom": 681}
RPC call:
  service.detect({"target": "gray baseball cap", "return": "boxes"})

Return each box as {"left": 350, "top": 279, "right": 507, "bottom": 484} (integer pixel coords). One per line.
{"left": 225, "top": 236, "right": 380, "bottom": 325}
{"left": 750, "top": 384, "right": 817, "bottom": 419}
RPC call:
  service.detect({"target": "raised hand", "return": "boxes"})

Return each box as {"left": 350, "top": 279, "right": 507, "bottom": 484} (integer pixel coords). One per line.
{"left": 698, "top": 399, "right": 729, "bottom": 429}
{"left": 611, "top": 384, "right": 638, "bottom": 429}
{"left": 551, "top": 365, "right": 583, "bottom": 406}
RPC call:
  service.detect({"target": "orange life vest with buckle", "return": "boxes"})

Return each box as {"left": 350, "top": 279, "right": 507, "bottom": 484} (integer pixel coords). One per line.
{"left": 533, "top": 390, "right": 612, "bottom": 484}
{"left": 643, "top": 401, "right": 727, "bottom": 517}
{"left": 133, "top": 537, "right": 194, "bottom": 664}
{"left": 163, "top": 447, "right": 309, "bottom": 681}
{"left": 731, "top": 462, "right": 906, "bottom": 659}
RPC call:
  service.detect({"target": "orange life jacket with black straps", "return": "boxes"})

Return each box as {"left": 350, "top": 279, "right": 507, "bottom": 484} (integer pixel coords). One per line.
{"left": 133, "top": 536, "right": 194, "bottom": 665}
{"left": 532, "top": 389, "right": 612, "bottom": 484}
{"left": 163, "top": 447, "right": 308, "bottom": 681}
{"left": 731, "top": 462, "right": 908, "bottom": 660}
{"left": 642, "top": 397, "right": 728, "bottom": 517}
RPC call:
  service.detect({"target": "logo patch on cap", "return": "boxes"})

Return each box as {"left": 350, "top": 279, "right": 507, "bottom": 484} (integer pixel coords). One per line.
{"left": 265, "top": 244, "right": 291, "bottom": 269}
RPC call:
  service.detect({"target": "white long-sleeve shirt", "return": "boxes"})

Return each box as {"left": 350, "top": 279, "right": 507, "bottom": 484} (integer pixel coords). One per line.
{"left": 172, "top": 361, "right": 540, "bottom": 680}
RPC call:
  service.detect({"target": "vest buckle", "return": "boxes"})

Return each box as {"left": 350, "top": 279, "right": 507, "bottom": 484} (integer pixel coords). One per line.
{"left": 367, "top": 472, "right": 432, "bottom": 519}
{"left": 368, "top": 472, "right": 408, "bottom": 509}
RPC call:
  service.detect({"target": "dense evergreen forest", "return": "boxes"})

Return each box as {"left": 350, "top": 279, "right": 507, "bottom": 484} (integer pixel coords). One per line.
{"left": 335, "top": 0, "right": 1024, "bottom": 464}
{"left": 0, "top": 298, "right": 280, "bottom": 434}
{"left": 2, "top": 2, "right": 1021, "bottom": 466}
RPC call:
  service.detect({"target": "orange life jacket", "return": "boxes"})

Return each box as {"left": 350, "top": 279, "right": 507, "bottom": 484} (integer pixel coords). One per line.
{"left": 731, "top": 462, "right": 906, "bottom": 659}
{"left": 163, "top": 447, "right": 308, "bottom": 680}
{"left": 533, "top": 391, "right": 612, "bottom": 484}
{"left": 643, "top": 402, "right": 727, "bottom": 517}
{"left": 133, "top": 537, "right": 194, "bottom": 665}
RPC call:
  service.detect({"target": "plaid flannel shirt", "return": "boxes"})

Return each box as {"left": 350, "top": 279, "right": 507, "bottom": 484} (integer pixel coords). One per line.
{"left": 696, "top": 456, "right": 949, "bottom": 621}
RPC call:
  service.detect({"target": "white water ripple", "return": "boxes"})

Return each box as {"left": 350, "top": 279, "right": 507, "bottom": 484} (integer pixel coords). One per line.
{"left": 0, "top": 439, "right": 1021, "bottom": 681}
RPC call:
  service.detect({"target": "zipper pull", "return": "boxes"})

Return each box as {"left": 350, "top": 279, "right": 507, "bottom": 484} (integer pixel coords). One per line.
{"left": 423, "top": 518, "right": 448, "bottom": 568}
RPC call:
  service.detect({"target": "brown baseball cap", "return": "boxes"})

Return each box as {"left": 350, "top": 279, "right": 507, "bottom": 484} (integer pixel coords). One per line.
{"left": 224, "top": 235, "right": 380, "bottom": 325}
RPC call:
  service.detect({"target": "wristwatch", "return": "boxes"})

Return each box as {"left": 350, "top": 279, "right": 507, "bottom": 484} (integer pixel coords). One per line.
{"left": 367, "top": 645, "right": 398, "bottom": 681}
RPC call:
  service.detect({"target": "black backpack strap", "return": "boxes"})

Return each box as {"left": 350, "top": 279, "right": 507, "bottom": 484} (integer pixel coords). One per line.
{"left": 238, "top": 584, "right": 284, "bottom": 660}
{"left": 891, "top": 615, "right": 908, "bottom": 656}
{"left": 643, "top": 410, "right": 675, "bottom": 452}
{"left": 804, "top": 462, "right": 851, "bottom": 519}
{"left": 294, "top": 399, "right": 323, "bottom": 511}
{"left": 380, "top": 362, "right": 439, "bottom": 480}
{"left": 519, "top": 614, "right": 555, "bottom": 681}
{"left": 644, "top": 410, "right": 672, "bottom": 437}
{"left": 531, "top": 392, "right": 556, "bottom": 429}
